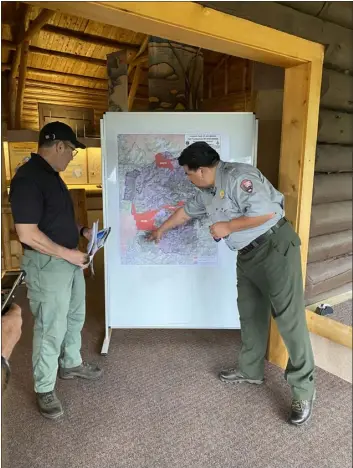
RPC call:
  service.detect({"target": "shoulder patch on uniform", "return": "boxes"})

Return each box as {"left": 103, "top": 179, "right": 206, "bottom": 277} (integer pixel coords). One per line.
{"left": 240, "top": 179, "right": 253, "bottom": 193}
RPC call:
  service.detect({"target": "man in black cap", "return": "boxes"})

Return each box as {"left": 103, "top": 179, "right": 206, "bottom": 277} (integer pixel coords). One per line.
{"left": 9, "top": 122, "right": 102, "bottom": 420}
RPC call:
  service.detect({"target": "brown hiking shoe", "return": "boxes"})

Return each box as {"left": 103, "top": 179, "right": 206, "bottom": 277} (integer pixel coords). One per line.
{"left": 59, "top": 361, "right": 103, "bottom": 380}
{"left": 36, "top": 391, "right": 64, "bottom": 420}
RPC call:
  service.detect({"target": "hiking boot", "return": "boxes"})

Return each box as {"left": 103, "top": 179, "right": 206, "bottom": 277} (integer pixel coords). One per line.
{"left": 36, "top": 391, "right": 64, "bottom": 420}
{"left": 289, "top": 391, "right": 316, "bottom": 426}
{"left": 59, "top": 361, "right": 103, "bottom": 380}
{"left": 219, "top": 368, "right": 264, "bottom": 385}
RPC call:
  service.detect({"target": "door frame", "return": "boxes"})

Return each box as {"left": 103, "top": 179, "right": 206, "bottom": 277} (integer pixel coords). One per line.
{"left": 29, "top": 1, "right": 325, "bottom": 366}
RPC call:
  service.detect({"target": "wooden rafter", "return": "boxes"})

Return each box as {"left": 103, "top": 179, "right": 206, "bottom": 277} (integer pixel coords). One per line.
{"left": 128, "top": 64, "right": 143, "bottom": 111}
{"left": 8, "top": 4, "right": 30, "bottom": 129}
{"left": 9, "top": 7, "right": 55, "bottom": 129}
{"left": 127, "top": 35, "right": 150, "bottom": 76}
{"left": 21, "top": 9, "right": 55, "bottom": 42}
{"left": 23, "top": 67, "right": 108, "bottom": 83}
{"left": 2, "top": 40, "right": 107, "bottom": 67}
{"left": 37, "top": 24, "right": 139, "bottom": 51}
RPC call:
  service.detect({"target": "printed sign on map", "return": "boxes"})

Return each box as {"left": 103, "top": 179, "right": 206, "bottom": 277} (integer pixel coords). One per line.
{"left": 185, "top": 134, "right": 221, "bottom": 153}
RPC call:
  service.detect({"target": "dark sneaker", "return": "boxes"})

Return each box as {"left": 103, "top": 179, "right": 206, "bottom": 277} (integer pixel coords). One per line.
{"left": 289, "top": 391, "right": 316, "bottom": 426}
{"left": 59, "top": 361, "right": 103, "bottom": 380}
{"left": 36, "top": 391, "right": 64, "bottom": 420}
{"left": 219, "top": 368, "right": 264, "bottom": 385}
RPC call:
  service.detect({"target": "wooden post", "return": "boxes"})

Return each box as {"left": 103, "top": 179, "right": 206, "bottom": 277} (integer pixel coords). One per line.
{"left": 267, "top": 60, "right": 323, "bottom": 368}
{"left": 15, "top": 40, "right": 30, "bottom": 129}
{"left": 9, "top": 7, "right": 54, "bottom": 129}
{"left": 69, "top": 189, "right": 90, "bottom": 277}
{"left": 128, "top": 65, "right": 143, "bottom": 111}
{"left": 1, "top": 126, "right": 12, "bottom": 271}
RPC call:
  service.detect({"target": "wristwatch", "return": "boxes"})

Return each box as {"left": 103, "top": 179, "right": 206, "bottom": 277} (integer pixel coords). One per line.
{"left": 1, "top": 355, "right": 11, "bottom": 390}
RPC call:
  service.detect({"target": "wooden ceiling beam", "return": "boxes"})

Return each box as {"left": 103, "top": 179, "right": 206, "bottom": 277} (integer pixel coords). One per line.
{"left": 39, "top": 24, "right": 140, "bottom": 51}
{"left": 26, "top": 67, "right": 107, "bottom": 83}
{"left": 24, "top": 79, "right": 109, "bottom": 95}
{"left": 2, "top": 18, "right": 140, "bottom": 51}
{"left": 2, "top": 40, "right": 107, "bottom": 67}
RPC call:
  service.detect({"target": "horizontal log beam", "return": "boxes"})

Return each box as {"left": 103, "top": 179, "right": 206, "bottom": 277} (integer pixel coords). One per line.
{"left": 199, "top": 1, "right": 352, "bottom": 72}
{"left": 321, "top": 69, "right": 353, "bottom": 113}
{"left": 308, "top": 230, "right": 353, "bottom": 263}
{"left": 318, "top": 109, "right": 353, "bottom": 145}
{"left": 306, "top": 254, "right": 352, "bottom": 299}
{"left": 26, "top": 67, "right": 107, "bottom": 83}
{"left": 2, "top": 39, "right": 107, "bottom": 67}
{"left": 312, "top": 173, "right": 353, "bottom": 205}
{"left": 23, "top": 79, "right": 108, "bottom": 95}
{"left": 279, "top": 2, "right": 353, "bottom": 31}
{"left": 315, "top": 145, "right": 353, "bottom": 173}
{"left": 3, "top": 63, "right": 108, "bottom": 84}
{"left": 23, "top": 86, "right": 107, "bottom": 99}
{"left": 24, "top": 98, "right": 107, "bottom": 108}
{"left": 40, "top": 24, "right": 140, "bottom": 52}
{"left": 310, "top": 201, "right": 353, "bottom": 237}
{"left": 2, "top": 39, "right": 215, "bottom": 69}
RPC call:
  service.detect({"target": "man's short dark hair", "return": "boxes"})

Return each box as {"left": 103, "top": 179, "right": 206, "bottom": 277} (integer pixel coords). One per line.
{"left": 178, "top": 142, "right": 220, "bottom": 170}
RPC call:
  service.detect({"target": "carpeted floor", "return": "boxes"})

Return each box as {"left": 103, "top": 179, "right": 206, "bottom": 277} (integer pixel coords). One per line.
{"left": 331, "top": 300, "right": 353, "bottom": 327}
{"left": 2, "top": 276, "right": 352, "bottom": 468}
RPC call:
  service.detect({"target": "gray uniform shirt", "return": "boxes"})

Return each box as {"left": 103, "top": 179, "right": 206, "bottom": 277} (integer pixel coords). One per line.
{"left": 184, "top": 161, "right": 285, "bottom": 251}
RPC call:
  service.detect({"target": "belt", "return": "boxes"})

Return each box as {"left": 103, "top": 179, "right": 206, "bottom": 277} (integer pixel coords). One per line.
{"left": 238, "top": 217, "right": 288, "bottom": 255}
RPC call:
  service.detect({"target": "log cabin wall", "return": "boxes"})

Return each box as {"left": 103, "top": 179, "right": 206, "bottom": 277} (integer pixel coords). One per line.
{"left": 200, "top": 1, "right": 353, "bottom": 304}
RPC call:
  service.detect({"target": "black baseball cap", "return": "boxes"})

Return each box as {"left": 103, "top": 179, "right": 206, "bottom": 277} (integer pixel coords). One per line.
{"left": 38, "top": 121, "right": 86, "bottom": 149}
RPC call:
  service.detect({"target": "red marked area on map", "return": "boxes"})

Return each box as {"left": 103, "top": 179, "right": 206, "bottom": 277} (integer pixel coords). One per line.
{"left": 155, "top": 152, "right": 174, "bottom": 170}
{"left": 131, "top": 202, "right": 185, "bottom": 231}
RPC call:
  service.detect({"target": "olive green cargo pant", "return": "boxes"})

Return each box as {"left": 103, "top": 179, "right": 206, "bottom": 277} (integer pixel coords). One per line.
{"left": 21, "top": 250, "right": 85, "bottom": 393}
{"left": 236, "top": 221, "right": 315, "bottom": 400}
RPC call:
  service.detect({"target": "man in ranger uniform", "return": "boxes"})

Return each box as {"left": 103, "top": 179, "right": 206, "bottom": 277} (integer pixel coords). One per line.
{"left": 148, "top": 141, "right": 315, "bottom": 426}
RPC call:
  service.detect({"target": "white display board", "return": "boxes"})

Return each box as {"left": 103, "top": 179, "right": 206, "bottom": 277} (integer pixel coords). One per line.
{"left": 101, "top": 112, "right": 257, "bottom": 353}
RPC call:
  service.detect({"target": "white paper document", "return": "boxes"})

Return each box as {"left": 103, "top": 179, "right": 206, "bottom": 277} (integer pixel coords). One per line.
{"left": 87, "top": 220, "right": 111, "bottom": 275}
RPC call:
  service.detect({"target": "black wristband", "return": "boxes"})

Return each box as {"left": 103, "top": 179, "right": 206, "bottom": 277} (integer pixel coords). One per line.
{"left": 79, "top": 227, "right": 87, "bottom": 237}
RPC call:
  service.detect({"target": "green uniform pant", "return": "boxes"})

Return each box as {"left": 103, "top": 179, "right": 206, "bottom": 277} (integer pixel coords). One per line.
{"left": 21, "top": 250, "right": 86, "bottom": 393}
{"left": 236, "top": 221, "right": 315, "bottom": 400}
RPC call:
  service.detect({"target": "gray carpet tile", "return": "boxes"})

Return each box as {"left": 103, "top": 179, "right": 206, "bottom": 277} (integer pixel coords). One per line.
{"left": 2, "top": 279, "right": 352, "bottom": 468}
{"left": 331, "top": 300, "right": 352, "bottom": 327}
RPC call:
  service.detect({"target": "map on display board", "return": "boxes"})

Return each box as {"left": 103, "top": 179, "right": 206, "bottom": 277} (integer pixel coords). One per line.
{"left": 100, "top": 112, "right": 257, "bottom": 344}
{"left": 118, "top": 134, "right": 219, "bottom": 265}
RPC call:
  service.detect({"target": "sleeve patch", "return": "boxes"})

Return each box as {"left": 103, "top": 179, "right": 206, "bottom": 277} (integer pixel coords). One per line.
{"left": 240, "top": 179, "right": 253, "bottom": 193}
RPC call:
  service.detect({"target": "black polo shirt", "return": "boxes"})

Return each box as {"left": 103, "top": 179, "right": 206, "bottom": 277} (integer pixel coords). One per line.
{"left": 9, "top": 153, "right": 79, "bottom": 250}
